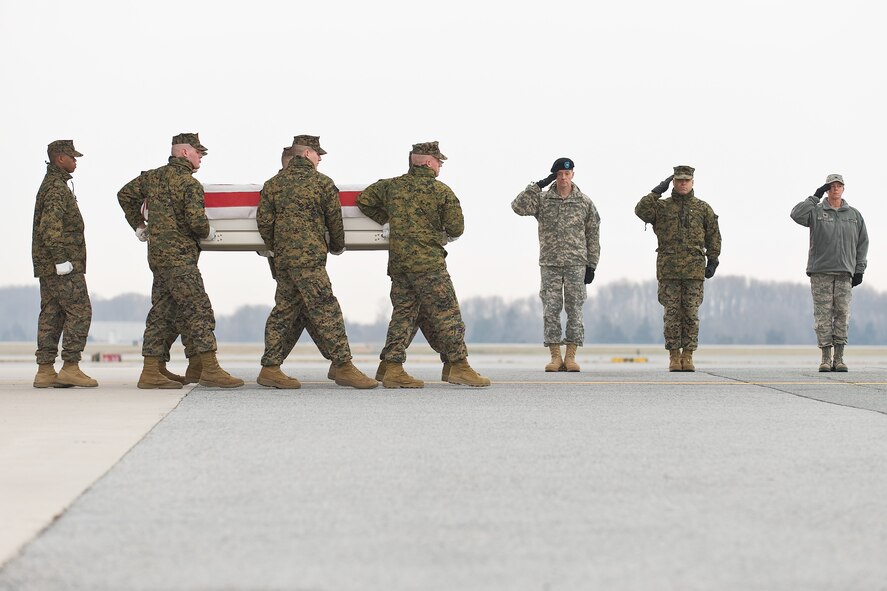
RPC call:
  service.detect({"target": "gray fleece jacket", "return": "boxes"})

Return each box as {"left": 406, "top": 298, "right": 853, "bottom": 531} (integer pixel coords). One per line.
{"left": 790, "top": 195, "right": 868, "bottom": 276}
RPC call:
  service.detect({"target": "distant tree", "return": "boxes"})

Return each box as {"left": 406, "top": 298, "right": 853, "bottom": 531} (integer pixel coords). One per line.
{"left": 215, "top": 305, "right": 270, "bottom": 342}
{"left": 4, "top": 279, "right": 887, "bottom": 344}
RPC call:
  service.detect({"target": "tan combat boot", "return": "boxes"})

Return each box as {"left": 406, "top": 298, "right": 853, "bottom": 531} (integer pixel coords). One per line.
{"left": 159, "top": 361, "right": 186, "bottom": 385}
{"left": 327, "top": 362, "right": 336, "bottom": 380}
{"left": 545, "top": 345, "right": 564, "bottom": 372}
{"left": 198, "top": 351, "right": 244, "bottom": 388}
{"left": 681, "top": 349, "right": 696, "bottom": 372}
{"left": 138, "top": 357, "right": 183, "bottom": 389}
{"left": 257, "top": 365, "right": 301, "bottom": 389}
{"left": 184, "top": 356, "right": 202, "bottom": 384}
{"left": 375, "top": 360, "right": 388, "bottom": 381}
{"left": 446, "top": 359, "right": 492, "bottom": 387}
{"left": 669, "top": 349, "right": 682, "bottom": 372}
{"left": 819, "top": 346, "right": 833, "bottom": 372}
{"left": 33, "top": 363, "right": 57, "bottom": 388}
{"left": 833, "top": 344, "right": 848, "bottom": 372}
{"left": 441, "top": 362, "right": 451, "bottom": 382}
{"left": 382, "top": 363, "right": 424, "bottom": 389}
{"left": 563, "top": 344, "right": 581, "bottom": 372}
{"left": 55, "top": 361, "right": 98, "bottom": 388}
{"left": 334, "top": 361, "right": 378, "bottom": 389}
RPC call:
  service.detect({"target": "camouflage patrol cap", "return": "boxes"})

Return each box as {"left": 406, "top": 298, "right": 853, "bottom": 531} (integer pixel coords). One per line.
{"left": 673, "top": 165, "right": 695, "bottom": 179}
{"left": 291, "top": 135, "right": 327, "bottom": 155}
{"left": 411, "top": 141, "right": 447, "bottom": 161}
{"left": 825, "top": 173, "right": 844, "bottom": 185}
{"left": 171, "top": 132, "right": 208, "bottom": 155}
{"left": 47, "top": 140, "right": 83, "bottom": 158}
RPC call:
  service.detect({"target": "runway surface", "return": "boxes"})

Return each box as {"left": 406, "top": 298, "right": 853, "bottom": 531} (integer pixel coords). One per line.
{"left": 1, "top": 346, "right": 886, "bottom": 590}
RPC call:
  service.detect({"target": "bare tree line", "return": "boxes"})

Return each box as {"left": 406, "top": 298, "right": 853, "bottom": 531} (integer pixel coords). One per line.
{"left": 2, "top": 277, "right": 886, "bottom": 345}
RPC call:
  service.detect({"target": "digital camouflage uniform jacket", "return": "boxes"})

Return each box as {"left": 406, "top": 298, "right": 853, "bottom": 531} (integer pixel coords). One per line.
{"left": 117, "top": 170, "right": 152, "bottom": 231}
{"left": 32, "top": 163, "right": 86, "bottom": 277}
{"left": 256, "top": 156, "right": 345, "bottom": 269}
{"left": 635, "top": 189, "right": 721, "bottom": 280}
{"left": 357, "top": 166, "right": 464, "bottom": 276}
{"left": 511, "top": 182, "right": 601, "bottom": 268}
{"left": 142, "top": 157, "right": 210, "bottom": 269}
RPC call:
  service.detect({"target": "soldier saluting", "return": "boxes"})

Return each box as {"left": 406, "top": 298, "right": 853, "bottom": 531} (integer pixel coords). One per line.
{"left": 512, "top": 157, "right": 601, "bottom": 373}
{"left": 791, "top": 174, "right": 868, "bottom": 372}
{"left": 635, "top": 166, "right": 721, "bottom": 372}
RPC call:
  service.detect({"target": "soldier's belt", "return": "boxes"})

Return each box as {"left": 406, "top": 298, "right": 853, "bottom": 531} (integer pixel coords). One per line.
{"left": 198, "top": 183, "right": 388, "bottom": 252}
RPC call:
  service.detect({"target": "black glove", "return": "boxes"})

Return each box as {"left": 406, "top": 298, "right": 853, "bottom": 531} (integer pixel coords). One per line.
{"left": 704, "top": 259, "right": 719, "bottom": 279}
{"left": 536, "top": 173, "right": 557, "bottom": 189}
{"left": 813, "top": 183, "right": 830, "bottom": 198}
{"left": 852, "top": 273, "right": 863, "bottom": 287}
{"left": 584, "top": 266, "right": 595, "bottom": 284}
{"left": 651, "top": 175, "right": 674, "bottom": 195}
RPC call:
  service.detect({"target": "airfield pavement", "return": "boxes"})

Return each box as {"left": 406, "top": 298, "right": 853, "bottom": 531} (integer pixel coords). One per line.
{"left": 1, "top": 343, "right": 886, "bottom": 590}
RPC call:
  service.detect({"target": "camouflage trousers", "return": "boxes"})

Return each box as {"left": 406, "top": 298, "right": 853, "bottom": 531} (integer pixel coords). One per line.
{"left": 382, "top": 270, "right": 467, "bottom": 364}
{"left": 36, "top": 272, "right": 92, "bottom": 364}
{"left": 379, "top": 305, "right": 450, "bottom": 363}
{"left": 143, "top": 265, "right": 217, "bottom": 357}
{"left": 810, "top": 273, "right": 852, "bottom": 347}
{"left": 262, "top": 265, "right": 350, "bottom": 366}
{"left": 269, "top": 254, "right": 331, "bottom": 360}
{"left": 657, "top": 279, "right": 704, "bottom": 351}
{"left": 540, "top": 265, "right": 586, "bottom": 346}
{"left": 142, "top": 275, "right": 197, "bottom": 362}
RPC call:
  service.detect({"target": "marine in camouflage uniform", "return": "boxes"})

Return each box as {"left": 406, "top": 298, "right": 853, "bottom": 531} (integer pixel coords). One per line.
{"left": 118, "top": 169, "right": 200, "bottom": 386}
{"left": 635, "top": 165, "right": 721, "bottom": 372}
{"left": 31, "top": 140, "right": 97, "bottom": 388}
{"left": 358, "top": 141, "right": 490, "bottom": 388}
{"left": 258, "top": 146, "right": 334, "bottom": 379}
{"left": 256, "top": 135, "right": 376, "bottom": 390}
{"left": 367, "top": 176, "right": 458, "bottom": 382}
{"left": 512, "top": 157, "right": 600, "bottom": 372}
{"left": 790, "top": 173, "right": 868, "bottom": 372}
{"left": 140, "top": 133, "right": 243, "bottom": 388}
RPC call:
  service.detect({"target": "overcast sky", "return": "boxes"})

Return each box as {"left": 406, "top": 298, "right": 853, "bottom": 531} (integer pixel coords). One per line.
{"left": 2, "top": 1, "right": 884, "bottom": 323}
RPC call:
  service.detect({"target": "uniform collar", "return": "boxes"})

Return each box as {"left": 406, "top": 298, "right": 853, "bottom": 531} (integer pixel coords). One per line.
{"left": 167, "top": 156, "right": 196, "bottom": 173}
{"left": 408, "top": 165, "right": 437, "bottom": 178}
{"left": 46, "top": 162, "right": 72, "bottom": 181}
{"left": 288, "top": 156, "right": 316, "bottom": 171}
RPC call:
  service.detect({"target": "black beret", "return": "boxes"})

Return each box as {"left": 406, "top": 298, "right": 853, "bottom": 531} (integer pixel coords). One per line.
{"left": 550, "top": 157, "right": 574, "bottom": 173}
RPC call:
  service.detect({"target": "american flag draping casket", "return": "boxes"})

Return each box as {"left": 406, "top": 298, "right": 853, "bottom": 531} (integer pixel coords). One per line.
{"left": 198, "top": 183, "right": 388, "bottom": 251}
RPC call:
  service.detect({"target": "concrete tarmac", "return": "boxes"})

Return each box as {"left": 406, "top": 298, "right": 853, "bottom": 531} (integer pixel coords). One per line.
{"left": 1, "top": 345, "right": 886, "bottom": 590}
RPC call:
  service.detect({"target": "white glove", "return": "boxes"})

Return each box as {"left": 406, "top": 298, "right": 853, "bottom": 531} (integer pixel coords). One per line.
{"left": 135, "top": 226, "right": 148, "bottom": 242}
{"left": 381, "top": 223, "right": 390, "bottom": 239}
{"left": 257, "top": 250, "right": 274, "bottom": 257}
{"left": 56, "top": 261, "right": 73, "bottom": 275}
{"left": 205, "top": 226, "right": 217, "bottom": 241}
{"left": 331, "top": 247, "right": 346, "bottom": 256}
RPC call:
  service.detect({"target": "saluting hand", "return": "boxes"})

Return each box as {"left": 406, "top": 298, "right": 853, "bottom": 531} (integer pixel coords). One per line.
{"left": 536, "top": 173, "right": 557, "bottom": 189}
{"left": 651, "top": 175, "right": 674, "bottom": 195}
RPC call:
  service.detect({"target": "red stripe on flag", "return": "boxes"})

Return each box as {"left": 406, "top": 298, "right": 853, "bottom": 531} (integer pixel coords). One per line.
{"left": 204, "top": 192, "right": 260, "bottom": 207}
{"left": 339, "top": 191, "right": 360, "bottom": 206}
{"left": 204, "top": 190, "right": 362, "bottom": 208}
